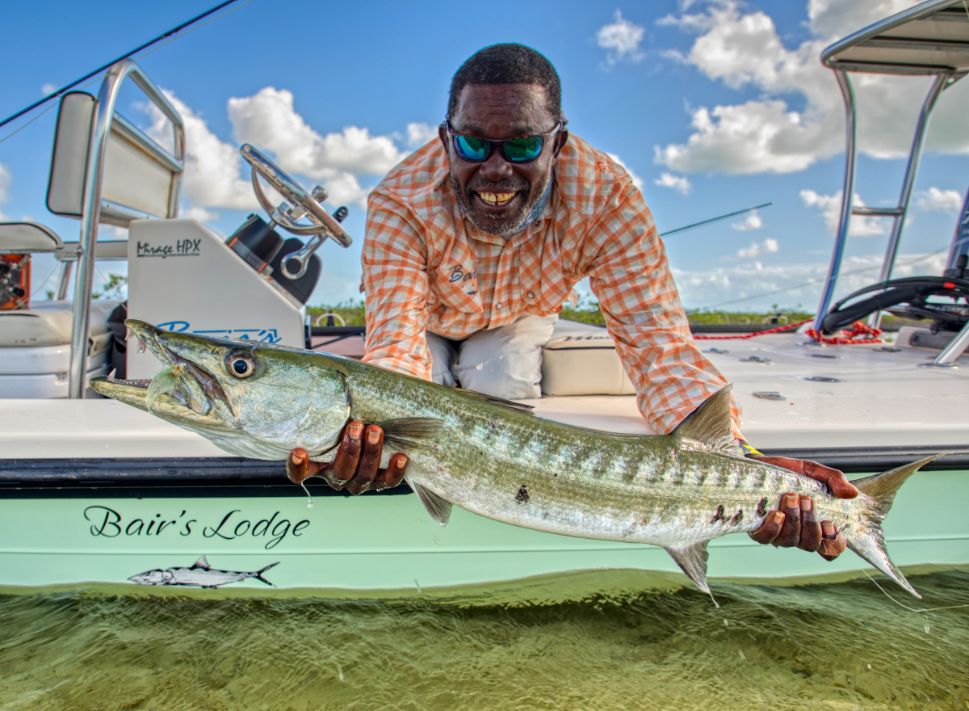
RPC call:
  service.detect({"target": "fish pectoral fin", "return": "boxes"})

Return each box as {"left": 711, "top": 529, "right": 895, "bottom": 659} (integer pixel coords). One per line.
{"left": 379, "top": 418, "right": 446, "bottom": 448}
{"left": 670, "top": 386, "right": 738, "bottom": 456}
{"left": 665, "top": 542, "right": 712, "bottom": 595}
{"left": 191, "top": 556, "right": 211, "bottom": 570}
{"left": 411, "top": 483, "right": 453, "bottom": 525}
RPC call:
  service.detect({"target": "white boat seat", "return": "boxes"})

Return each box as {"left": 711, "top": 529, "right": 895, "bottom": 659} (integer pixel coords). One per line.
{"left": 541, "top": 320, "right": 634, "bottom": 396}
{"left": 0, "top": 222, "right": 63, "bottom": 254}
{"left": 0, "top": 299, "right": 119, "bottom": 347}
{"left": 0, "top": 300, "right": 120, "bottom": 398}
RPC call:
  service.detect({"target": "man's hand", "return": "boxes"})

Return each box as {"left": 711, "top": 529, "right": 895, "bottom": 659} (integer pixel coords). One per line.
{"left": 748, "top": 455, "right": 858, "bottom": 560}
{"left": 286, "top": 421, "right": 408, "bottom": 494}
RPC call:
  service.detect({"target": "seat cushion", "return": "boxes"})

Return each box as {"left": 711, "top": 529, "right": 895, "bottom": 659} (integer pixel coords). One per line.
{"left": 541, "top": 320, "right": 634, "bottom": 396}
{"left": 0, "top": 299, "right": 120, "bottom": 347}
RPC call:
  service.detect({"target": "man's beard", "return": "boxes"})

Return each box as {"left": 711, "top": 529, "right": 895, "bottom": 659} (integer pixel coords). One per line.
{"left": 452, "top": 172, "right": 553, "bottom": 237}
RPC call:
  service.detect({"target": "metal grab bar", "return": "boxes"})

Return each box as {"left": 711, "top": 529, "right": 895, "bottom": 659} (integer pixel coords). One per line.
{"left": 68, "top": 60, "right": 185, "bottom": 398}
{"left": 813, "top": 67, "right": 954, "bottom": 334}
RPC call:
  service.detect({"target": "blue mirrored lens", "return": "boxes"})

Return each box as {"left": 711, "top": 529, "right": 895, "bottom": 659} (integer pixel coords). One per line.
{"left": 502, "top": 136, "right": 543, "bottom": 162}
{"left": 454, "top": 135, "right": 490, "bottom": 162}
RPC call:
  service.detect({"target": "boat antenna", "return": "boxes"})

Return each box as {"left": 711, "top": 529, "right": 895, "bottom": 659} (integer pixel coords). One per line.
{"left": 661, "top": 202, "right": 772, "bottom": 238}
{"left": 0, "top": 0, "right": 244, "bottom": 131}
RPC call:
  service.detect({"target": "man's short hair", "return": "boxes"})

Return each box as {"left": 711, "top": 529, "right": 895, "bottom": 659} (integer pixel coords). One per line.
{"left": 448, "top": 43, "right": 563, "bottom": 120}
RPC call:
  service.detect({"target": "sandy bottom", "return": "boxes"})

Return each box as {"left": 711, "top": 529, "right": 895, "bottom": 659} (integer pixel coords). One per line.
{"left": 1, "top": 569, "right": 968, "bottom": 710}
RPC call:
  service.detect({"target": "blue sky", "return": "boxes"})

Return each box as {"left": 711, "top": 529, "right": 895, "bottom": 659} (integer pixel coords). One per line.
{"left": 1, "top": 0, "right": 967, "bottom": 312}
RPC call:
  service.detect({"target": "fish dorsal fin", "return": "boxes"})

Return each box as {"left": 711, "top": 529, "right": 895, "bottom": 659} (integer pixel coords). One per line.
{"left": 379, "top": 418, "right": 445, "bottom": 449}
{"left": 191, "top": 556, "right": 211, "bottom": 570}
{"left": 457, "top": 388, "right": 535, "bottom": 413}
{"left": 665, "top": 542, "right": 718, "bottom": 607}
{"left": 411, "top": 482, "right": 453, "bottom": 526}
{"left": 671, "top": 386, "right": 737, "bottom": 455}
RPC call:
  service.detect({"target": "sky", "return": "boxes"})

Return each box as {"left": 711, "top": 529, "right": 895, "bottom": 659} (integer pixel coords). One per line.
{"left": 1, "top": 0, "right": 967, "bottom": 313}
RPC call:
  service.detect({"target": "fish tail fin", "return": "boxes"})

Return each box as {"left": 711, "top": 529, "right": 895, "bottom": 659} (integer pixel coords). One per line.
{"left": 847, "top": 454, "right": 945, "bottom": 599}
{"left": 253, "top": 561, "right": 280, "bottom": 587}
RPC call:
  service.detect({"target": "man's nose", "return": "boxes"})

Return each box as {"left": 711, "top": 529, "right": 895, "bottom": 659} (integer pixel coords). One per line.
{"left": 478, "top": 148, "right": 514, "bottom": 180}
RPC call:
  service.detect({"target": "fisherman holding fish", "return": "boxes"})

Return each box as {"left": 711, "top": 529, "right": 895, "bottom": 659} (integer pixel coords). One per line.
{"left": 287, "top": 44, "right": 857, "bottom": 561}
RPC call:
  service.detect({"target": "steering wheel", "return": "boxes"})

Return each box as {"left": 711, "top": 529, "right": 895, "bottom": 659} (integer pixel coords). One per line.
{"left": 821, "top": 275, "right": 969, "bottom": 334}
{"left": 240, "top": 143, "right": 351, "bottom": 279}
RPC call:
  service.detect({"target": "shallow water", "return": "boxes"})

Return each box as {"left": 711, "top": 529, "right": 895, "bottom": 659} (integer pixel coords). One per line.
{"left": 1, "top": 570, "right": 968, "bottom": 710}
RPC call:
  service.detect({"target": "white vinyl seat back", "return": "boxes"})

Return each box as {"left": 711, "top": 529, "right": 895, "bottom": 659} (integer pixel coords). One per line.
{"left": 47, "top": 91, "right": 180, "bottom": 224}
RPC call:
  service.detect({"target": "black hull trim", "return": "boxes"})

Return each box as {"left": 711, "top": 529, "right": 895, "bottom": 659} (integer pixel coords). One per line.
{"left": 0, "top": 446, "right": 964, "bottom": 498}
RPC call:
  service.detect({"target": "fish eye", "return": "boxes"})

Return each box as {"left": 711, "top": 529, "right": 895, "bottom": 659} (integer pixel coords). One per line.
{"left": 225, "top": 350, "right": 256, "bottom": 379}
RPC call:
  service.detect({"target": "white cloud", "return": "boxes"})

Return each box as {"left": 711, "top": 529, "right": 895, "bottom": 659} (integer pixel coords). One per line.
{"left": 41, "top": 83, "right": 57, "bottom": 96}
{"left": 228, "top": 87, "right": 408, "bottom": 206}
{"left": 182, "top": 205, "right": 218, "bottom": 223}
{"left": 731, "top": 211, "right": 763, "bottom": 231}
{"left": 229, "top": 87, "right": 404, "bottom": 176}
{"left": 735, "top": 237, "right": 777, "bottom": 259}
{"left": 406, "top": 122, "right": 438, "bottom": 148}
{"left": 146, "top": 91, "right": 258, "bottom": 213}
{"left": 675, "top": 250, "right": 948, "bottom": 311}
{"left": 596, "top": 10, "right": 645, "bottom": 65}
{"left": 915, "top": 187, "right": 964, "bottom": 214}
{"left": 800, "top": 189, "right": 886, "bottom": 237}
{"left": 655, "top": 0, "right": 969, "bottom": 175}
{"left": 605, "top": 152, "right": 643, "bottom": 190}
{"left": 654, "top": 171, "right": 692, "bottom": 195}
{"left": 144, "top": 87, "right": 416, "bottom": 214}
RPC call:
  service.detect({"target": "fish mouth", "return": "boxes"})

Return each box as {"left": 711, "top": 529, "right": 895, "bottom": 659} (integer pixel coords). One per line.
{"left": 91, "top": 320, "right": 234, "bottom": 428}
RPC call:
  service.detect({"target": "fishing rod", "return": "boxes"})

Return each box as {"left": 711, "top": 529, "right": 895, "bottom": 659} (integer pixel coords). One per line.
{"left": 661, "top": 202, "right": 772, "bottom": 237}
{"left": 0, "top": 0, "right": 243, "bottom": 131}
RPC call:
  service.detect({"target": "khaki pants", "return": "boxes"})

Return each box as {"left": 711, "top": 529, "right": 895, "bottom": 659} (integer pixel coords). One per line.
{"left": 427, "top": 315, "right": 558, "bottom": 400}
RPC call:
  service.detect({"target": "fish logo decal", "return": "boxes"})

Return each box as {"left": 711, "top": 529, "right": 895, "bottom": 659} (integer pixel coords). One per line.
{"left": 129, "top": 556, "right": 279, "bottom": 589}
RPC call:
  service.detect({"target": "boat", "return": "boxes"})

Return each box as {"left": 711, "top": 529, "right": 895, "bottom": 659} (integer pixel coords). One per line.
{"left": 0, "top": 0, "right": 966, "bottom": 595}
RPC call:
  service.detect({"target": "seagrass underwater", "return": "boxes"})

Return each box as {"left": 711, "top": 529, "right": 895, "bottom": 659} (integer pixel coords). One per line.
{"left": 92, "top": 320, "right": 942, "bottom": 599}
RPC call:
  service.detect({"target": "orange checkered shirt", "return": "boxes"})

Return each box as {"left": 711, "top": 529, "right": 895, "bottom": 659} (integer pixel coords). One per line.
{"left": 362, "top": 134, "right": 742, "bottom": 436}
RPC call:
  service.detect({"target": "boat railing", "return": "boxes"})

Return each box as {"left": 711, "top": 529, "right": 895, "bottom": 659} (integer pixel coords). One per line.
{"left": 813, "top": 0, "right": 969, "bottom": 335}
{"left": 43, "top": 60, "right": 185, "bottom": 398}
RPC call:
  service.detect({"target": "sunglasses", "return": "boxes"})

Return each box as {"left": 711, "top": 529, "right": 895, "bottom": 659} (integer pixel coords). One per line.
{"left": 444, "top": 120, "right": 564, "bottom": 164}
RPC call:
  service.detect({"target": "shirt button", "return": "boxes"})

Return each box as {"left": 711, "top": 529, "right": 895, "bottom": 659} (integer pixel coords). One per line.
{"left": 526, "top": 291, "right": 535, "bottom": 300}
{"left": 495, "top": 303, "right": 503, "bottom": 310}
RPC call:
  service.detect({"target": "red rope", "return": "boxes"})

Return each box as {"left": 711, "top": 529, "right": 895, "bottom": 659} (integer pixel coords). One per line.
{"left": 693, "top": 318, "right": 811, "bottom": 340}
{"left": 693, "top": 317, "right": 883, "bottom": 345}
{"left": 804, "top": 320, "right": 883, "bottom": 345}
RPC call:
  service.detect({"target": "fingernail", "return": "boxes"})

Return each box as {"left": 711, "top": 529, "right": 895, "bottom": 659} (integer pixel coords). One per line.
{"left": 784, "top": 493, "right": 798, "bottom": 508}
{"left": 348, "top": 422, "right": 363, "bottom": 438}
{"left": 821, "top": 521, "right": 835, "bottom": 537}
{"left": 367, "top": 428, "right": 380, "bottom": 445}
{"left": 396, "top": 455, "right": 407, "bottom": 469}
{"left": 799, "top": 497, "right": 813, "bottom": 512}
{"left": 771, "top": 511, "right": 785, "bottom": 524}
{"left": 291, "top": 451, "right": 304, "bottom": 465}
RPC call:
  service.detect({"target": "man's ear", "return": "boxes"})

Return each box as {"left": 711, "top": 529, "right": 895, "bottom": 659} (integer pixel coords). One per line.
{"left": 438, "top": 123, "right": 450, "bottom": 153}
{"left": 553, "top": 128, "right": 569, "bottom": 157}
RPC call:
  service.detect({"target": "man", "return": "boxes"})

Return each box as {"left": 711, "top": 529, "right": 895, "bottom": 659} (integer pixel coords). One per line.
{"left": 288, "top": 44, "right": 855, "bottom": 559}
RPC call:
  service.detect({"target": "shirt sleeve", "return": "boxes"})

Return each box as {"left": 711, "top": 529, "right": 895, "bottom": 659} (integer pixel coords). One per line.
{"left": 361, "top": 191, "right": 433, "bottom": 380}
{"left": 584, "top": 183, "right": 743, "bottom": 437}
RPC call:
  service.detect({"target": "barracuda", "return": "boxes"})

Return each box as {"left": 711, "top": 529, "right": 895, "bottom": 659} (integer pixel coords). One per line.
{"left": 92, "top": 320, "right": 938, "bottom": 599}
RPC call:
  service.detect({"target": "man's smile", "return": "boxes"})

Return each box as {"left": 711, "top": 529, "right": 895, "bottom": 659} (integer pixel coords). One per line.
{"left": 476, "top": 191, "right": 518, "bottom": 208}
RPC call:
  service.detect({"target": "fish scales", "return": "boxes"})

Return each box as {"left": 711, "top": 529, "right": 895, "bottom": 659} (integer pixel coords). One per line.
{"left": 345, "top": 365, "right": 853, "bottom": 546}
{"left": 91, "top": 321, "right": 940, "bottom": 598}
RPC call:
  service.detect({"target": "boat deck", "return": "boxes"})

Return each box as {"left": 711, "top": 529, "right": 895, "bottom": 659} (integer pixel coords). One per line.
{"left": 1, "top": 329, "right": 965, "bottom": 459}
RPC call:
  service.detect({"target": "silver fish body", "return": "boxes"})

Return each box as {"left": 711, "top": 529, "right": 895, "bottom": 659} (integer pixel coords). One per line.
{"left": 93, "top": 321, "right": 937, "bottom": 598}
